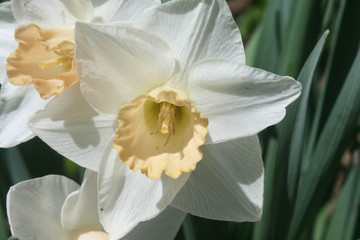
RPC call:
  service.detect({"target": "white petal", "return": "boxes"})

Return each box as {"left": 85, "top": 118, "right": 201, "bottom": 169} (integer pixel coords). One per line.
{"left": 187, "top": 59, "right": 301, "bottom": 143}
{"left": 29, "top": 84, "right": 117, "bottom": 171}
{"left": 98, "top": 142, "right": 190, "bottom": 239}
{"left": 0, "top": 3, "right": 40, "bottom": 147}
{"left": 11, "top": 0, "right": 94, "bottom": 27}
{"left": 61, "top": 170, "right": 102, "bottom": 231}
{"left": 136, "top": 0, "right": 245, "bottom": 73}
{"left": 171, "top": 136, "right": 264, "bottom": 221}
{"left": 124, "top": 206, "right": 186, "bottom": 240}
{"left": 75, "top": 22, "right": 176, "bottom": 115}
{"left": 7, "top": 175, "right": 79, "bottom": 240}
{"left": 0, "top": 80, "right": 49, "bottom": 147}
{"left": 92, "top": 0, "right": 160, "bottom": 23}
{"left": 0, "top": 2, "right": 88, "bottom": 148}
{"left": 0, "top": 2, "right": 17, "bottom": 84}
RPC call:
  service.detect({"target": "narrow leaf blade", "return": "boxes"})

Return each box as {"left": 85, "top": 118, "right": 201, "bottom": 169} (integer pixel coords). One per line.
{"left": 326, "top": 163, "right": 360, "bottom": 240}
{"left": 287, "top": 30, "right": 329, "bottom": 201}
{"left": 289, "top": 46, "right": 360, "bottom": 239}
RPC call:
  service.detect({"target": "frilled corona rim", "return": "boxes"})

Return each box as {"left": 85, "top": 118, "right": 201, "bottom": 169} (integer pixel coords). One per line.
{"left": 6, "top": 23, "right": 78, "bottom": 99}
{"left": 114, "top": 86, "right": 209, "bottom": 179}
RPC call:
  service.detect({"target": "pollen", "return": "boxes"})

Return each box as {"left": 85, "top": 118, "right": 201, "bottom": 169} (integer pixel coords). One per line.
{"left": 39, "top": 56, "right": 73, "bottom": 71}
{"left": 151, "top": 102, "right": 176, "bottom": 145}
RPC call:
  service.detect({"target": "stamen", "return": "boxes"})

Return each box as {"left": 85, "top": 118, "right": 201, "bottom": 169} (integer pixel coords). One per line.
{"left": 39, "top": 57, "right": 72, "bottom": 69}
{"left": 152, "top": 102, "right": 176, "bottom": 145}
{"left": 114, "top": 88, "right": 209, "bottom": 179}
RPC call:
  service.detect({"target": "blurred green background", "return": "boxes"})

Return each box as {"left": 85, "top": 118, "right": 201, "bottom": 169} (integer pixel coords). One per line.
{"left": 1, "top": 0, "right": 359, "bottom": 239}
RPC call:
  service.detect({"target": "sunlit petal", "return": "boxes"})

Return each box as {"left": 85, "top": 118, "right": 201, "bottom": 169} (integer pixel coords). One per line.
{"left": 7, "top": 175, "right": 79, "bottom": 239}
{"left": 11, "top": 0, "right": 94, "bottom": 27}
{"left": 92, "top": 0, "right": 160, "bottom": 23}
{"left": 98, "top": 142, "right": 190, "bottom": 239}
{"left": 0, "top": 80, "right": 49, "bottom": 147}
{"left": 75, "top": 22, "right": 176, "bottom": 115}
{"left": 188, "top": 59, "right": 301, "bottom": 143}
{"left": 61, "top": 170, "right": 102, "bottom": 231}
{"left": 0, "top": 2, "right": 17, "bottom": 84}
{"left": 124, "top": 206, "right": 186, "bottom": 240}
{"left": 172, "top": 136, "right": 263, "bottom": 221}
{"left": 136, "top": 0, "right": 245, "bottom": 73}
{"left": 29, "top": 85, "right": 116, "bottom": 171}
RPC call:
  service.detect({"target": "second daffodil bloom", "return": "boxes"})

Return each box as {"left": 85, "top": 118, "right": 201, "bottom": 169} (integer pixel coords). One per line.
{"left": 29, "top": 0, "right": 301, "bottom": 238}
{"left": 7, "top": 170, "right": 186, "bottom": 240}
{"left": 0, "top": 0, "right": 160, "bottom": 147}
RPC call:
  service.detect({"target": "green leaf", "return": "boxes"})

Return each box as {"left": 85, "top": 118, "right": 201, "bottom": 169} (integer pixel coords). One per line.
{"left": 289, "top": 46, "right": 360, "bottom": 239}
{"left": 287, "top": 30, "right": 329, "bottom": 201}
{"left": 4, "top": 148, "right": 31, "bottom": 185}
{"left": 0, "top": 151, "right": 10, "bottom": 239}
{"left": 325, "top": 163, "right": 360, "bottom": 240}
{"left": 244, "top": 25, "right": 262, "bottom": 67}
{"left": 252, "top": 0, "right": 280, "bottom": 72}
{"left": 0, "top": 204, "right": 8, "bottom": 240}
{"left": 253, "top": 138, "right": 279, "bottom": 240}
{"left": 260, "top": 30, "right": 329, "bottom": 240}
{"left": 276, "top": 0, "right": 315, "bottom": 76}
{"left": 319, "top": 0, "right": 360, "bottom": 125}
{"left": 182, "top": 215, "right": 196, "bottom": 240}
{"left": 278, "top": 0, "right": 294, "bottom": 39}
{"left": 321, "top": 0, "right": 337, "bottom": 30}
{"left": 306, "top": 0, "right": 360, "bottom": 159}
{"left": 313, "top": 204, "right": 331, "bottom": 240}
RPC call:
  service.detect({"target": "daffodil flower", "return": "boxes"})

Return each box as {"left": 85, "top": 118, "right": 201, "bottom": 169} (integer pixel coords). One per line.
{"left": 0, "top": 0, "right": 160, "bottom": 147}
{"left": 29, "top": 0, "right": 301, "bottom": 238}
{"left": 7, "top": 170, "right": 186, "bottom": 240}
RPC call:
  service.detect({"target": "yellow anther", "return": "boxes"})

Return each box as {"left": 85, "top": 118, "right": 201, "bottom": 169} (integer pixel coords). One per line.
{"left": 161, "top": 125, "right": 169, "bottom": 134}
{"left": 152, "top": 102, "right": 176, "bottom": 145}
{"left": 39, "top": 57, "right": 72, "bottom": 69}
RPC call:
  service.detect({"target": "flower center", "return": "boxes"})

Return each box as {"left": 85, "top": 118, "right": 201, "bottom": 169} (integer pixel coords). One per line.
{"left": 151, "top": 102, "right": 177, "bottom": 145}
{"left": 113, "top": 87, "right": 208, "bottom": 179}
{"left": 39, "top": 53, "right": 73, "bottom": 72}
{"left": 6, "top": 24, "right": 78, "bottom": 99}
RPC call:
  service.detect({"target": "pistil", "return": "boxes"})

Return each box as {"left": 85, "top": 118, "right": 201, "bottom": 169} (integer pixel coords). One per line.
{"left": 39, "top": 56, "right": 73, "bottom": 70}
{"left": 152, "top": 102, "right": 176, "bottom": 145}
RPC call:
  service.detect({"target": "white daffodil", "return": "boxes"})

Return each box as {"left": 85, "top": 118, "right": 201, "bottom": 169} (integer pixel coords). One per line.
{"left": 7, "top": 170, "right": 186, "bottom": 240}
{"left": 29, "top": 0, "right": 301, "bottom": 238}
{"left": 0, "top": 0, "right": 160, "bottom": 147}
